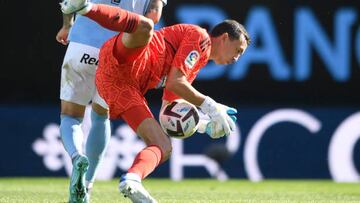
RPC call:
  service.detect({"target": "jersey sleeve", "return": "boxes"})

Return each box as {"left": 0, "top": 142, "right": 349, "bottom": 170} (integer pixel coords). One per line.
{"left": 163, "top": 26, "right": 210, "bottom": 102}
{"left": 171, "top": 27, "right": 210, "bottom": 79}
{"left": 162, "top": 88, "right": 181, "bottom": 102}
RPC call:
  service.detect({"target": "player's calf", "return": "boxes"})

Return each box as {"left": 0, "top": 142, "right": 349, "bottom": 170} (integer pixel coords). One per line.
{"left": 81, "top": 4, "right": 141, "bottom": 33}
{"left": 136, "top": 118, "right": 172, "bottom": 162}
{"left": 64, "top": 3, "right": 152, "bottom": 48}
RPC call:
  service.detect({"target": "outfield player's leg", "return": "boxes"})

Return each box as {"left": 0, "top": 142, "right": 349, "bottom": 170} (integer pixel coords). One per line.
{"left": 60, "top": 42, "right": 93, "bottom": 160}
{"left": 60, "top": 42, "right": 102, "bottom": 203}
{"left": 60, "top": 97, "right": 90, "bottom": 203}
{"left": 85, "top": 100, "right": 111, "bottom": 191}
{"left": 60, "top": 101, "right": 86, "bottom": 159}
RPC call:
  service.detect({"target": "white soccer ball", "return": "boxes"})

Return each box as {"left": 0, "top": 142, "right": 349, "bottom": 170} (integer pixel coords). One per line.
{"left": 159, "top": 100, "right": 200, "bottom": 139}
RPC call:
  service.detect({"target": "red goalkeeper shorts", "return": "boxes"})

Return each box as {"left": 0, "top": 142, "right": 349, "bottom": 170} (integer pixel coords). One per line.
{"left": 95, "top": 35, "right": 155, "bottom": 130}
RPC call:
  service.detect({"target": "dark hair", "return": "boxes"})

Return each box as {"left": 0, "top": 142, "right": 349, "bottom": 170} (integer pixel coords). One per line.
{"left": 210, "top": 19, "right": 251, "bottom": 45}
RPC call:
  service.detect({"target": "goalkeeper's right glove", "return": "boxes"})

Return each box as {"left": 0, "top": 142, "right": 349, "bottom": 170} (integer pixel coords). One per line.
{"left": 199, "top": 97, "right": 236, "bottom": 139}
{"left": 218, "top": 103, "right": 238, "bottom": 123}
{"left": 198, "top": 104, "right": 237, "bottom": 138}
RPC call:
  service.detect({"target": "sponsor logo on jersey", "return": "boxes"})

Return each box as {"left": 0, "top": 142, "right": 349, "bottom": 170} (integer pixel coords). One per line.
{"left": 111, "top": 0, "right": 121, "bottom": 5}
{"left": 80, "top": 53, "right": 99, "bottom": 66}
{"left": 185, "top": 50, "right": 199, "bottom": 69}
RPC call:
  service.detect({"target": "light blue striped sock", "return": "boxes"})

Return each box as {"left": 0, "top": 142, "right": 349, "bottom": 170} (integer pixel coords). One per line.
{"left": 60, "top": 115, "right": 84, "bottom": 159}
{"left": 85, "top": 110, "right": 111, "bottom": 186}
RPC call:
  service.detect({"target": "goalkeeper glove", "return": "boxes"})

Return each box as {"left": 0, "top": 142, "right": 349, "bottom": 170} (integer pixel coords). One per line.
{"left": 199, "top": 97, "right": 237, "bottom": 139}
{"left": 219, "top": 103, "right": 237, "bottom": 122}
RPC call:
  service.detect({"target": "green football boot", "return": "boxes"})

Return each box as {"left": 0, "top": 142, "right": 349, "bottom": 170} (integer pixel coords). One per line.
{"left": 69, "top": 155, "right": 89, "bottom": 203}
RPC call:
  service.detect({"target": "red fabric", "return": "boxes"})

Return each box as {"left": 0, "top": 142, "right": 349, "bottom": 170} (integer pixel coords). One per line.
{"left": 95, "top": 36, "right": 151, "bottom": 119}
{"left": 121, "top": 105, "right": 153, "bottom": 131}
{"left": 128, "top": 145, "right": 163, "bottom": 179}
{"left": 95, "top": 24, "right": 211, "bottom": 120}
{"left": 114, "top": 33, "right": 146, "bottom": 64}
{"left": 165, "top": 24, "right": 211, "bottom": 79}
{"left": 162, "top": 88, "right": 181, "bottom": 102}
{"left": 85, "top": 4, "right": 140, "bottom": 33}
{"left": 160, "top": 25, "right": 211, "bottom": 101}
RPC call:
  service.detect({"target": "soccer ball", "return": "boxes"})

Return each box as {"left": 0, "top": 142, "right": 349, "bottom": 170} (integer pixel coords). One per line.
{"left": 159, "top": 100, "right": 200, "bottom": 139}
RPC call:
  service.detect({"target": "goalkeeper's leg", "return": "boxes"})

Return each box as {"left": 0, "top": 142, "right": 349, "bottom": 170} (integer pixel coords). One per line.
{"left": 119, "top": 106, "right": 172, "bottom": 203}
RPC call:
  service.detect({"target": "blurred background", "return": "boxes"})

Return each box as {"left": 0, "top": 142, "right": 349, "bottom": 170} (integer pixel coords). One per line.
{"left": 0, "top": 0, "right": 359, "bottom": 182}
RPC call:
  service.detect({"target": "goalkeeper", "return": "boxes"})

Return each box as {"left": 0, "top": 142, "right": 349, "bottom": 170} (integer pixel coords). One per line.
{"left": 61, "top": 0, "right": 250, "bottom": 202}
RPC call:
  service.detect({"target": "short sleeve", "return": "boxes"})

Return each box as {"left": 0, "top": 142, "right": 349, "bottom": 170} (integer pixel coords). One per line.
{"left": 162, "top": 26, "right": 210, "bottom": 102}
{"left": 171, "top": 28, "right": 210, "bottom": 78}
{"left": 162, "top": 88, "right": 180, "bottom": 102}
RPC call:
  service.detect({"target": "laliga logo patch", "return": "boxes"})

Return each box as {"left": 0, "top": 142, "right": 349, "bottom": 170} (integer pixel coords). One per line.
{"left": 185, "top": 50, "right": 199, "bottom": 69}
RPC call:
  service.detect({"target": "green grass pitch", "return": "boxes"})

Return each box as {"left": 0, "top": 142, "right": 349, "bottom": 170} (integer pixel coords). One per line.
{"left": 1, "top": 178, "right": 360, "bottom": 203}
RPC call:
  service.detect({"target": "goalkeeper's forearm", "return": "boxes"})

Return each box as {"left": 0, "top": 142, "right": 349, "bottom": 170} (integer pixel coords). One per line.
{"left": 166, "top": 78, "right": 206, "bottom": 106}
{"left": 166, "top": 67, "right": 206, "bottom": 106}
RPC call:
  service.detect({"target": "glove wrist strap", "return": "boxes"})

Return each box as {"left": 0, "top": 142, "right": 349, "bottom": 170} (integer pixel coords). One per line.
{"left": 199, "top": 96, "right": 217, "bottom": 115}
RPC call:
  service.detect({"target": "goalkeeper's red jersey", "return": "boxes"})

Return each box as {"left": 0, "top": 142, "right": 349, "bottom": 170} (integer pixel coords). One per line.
{"left": 96, "top": 24, "right": 211, "bottom": 118}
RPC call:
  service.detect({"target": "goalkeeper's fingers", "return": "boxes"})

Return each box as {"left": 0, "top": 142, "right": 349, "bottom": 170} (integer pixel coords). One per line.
{"left": 226, "top": 114, "right": 236, "bottom": 132}
{"left": 220, "top": 119, "right": 230, "bottom": 136}
{"left": 226, "top": 107, "right": 237, "bottom": 122}
{"left": 229, "top": 115, "right": 237, "bottom": 122}
{"left": 226, "top": 107, "right": 238, "bottom": 115}
{"left": 219, "top": 103, "right": 238, "bottom": 117}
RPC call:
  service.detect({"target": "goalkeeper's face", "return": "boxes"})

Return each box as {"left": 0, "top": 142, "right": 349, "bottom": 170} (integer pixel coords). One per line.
{"left": 215, "top": 33, "right": 248, "bottom": 65}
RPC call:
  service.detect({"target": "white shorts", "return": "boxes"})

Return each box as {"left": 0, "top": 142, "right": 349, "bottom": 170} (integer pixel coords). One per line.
{"left": 60, "top": 42, "right": 108, "bottom": 109}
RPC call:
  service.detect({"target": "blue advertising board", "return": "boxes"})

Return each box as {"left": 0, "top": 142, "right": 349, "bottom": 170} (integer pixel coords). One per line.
{"left": 1, "top": 105, "right": 359, "bottom": 182}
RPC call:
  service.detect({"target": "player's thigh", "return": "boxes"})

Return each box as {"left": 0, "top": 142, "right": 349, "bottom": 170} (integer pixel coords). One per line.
{"left": 60, "top": 42, "right": 99, "bottom": 107}
{"left": 112, "top": 34, "right": 149, "bottom": 64}
{"left": 121, "top": 105, "right": 172, "bottom": 160}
